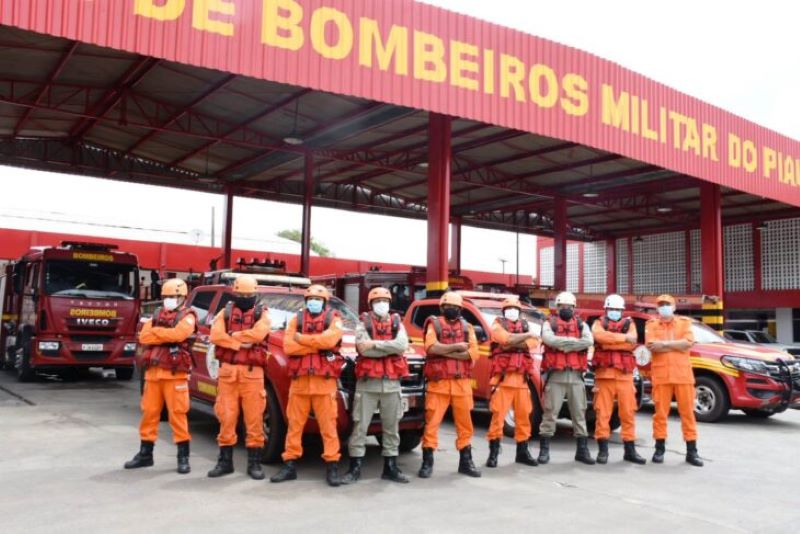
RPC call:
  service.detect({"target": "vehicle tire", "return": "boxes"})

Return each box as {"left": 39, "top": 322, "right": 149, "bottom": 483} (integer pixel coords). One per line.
{"left": 502, "top": 386, "right": 543, "bottom": 439}
{"left": 398, "top": 429, "right": 422, "bottom": 452}
{"left": 742, "top": 409, "right": 775, "bottom": 419}
{"left": 15, "top": 337, "right": 35, "bottom": 382}
{"left": 694, "top": 375, "right": 730, "bottom": 422}
{"left": 115, "top": 367, "right": 134, "bottom": 381}
{"left": 261, "top": 384, "right": 287, "bottom": 464}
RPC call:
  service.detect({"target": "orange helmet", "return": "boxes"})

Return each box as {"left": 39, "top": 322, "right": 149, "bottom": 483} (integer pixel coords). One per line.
{"left": 232, "top": 274, "right": 258, "bottom": 294}
{"left": 501, "top": 297, "right": 521, "bottom": 310}
{"left": 368, "top": 287, "right": 392, "bottom": 304}
{"left": 161, "top": 278, "right": 188, "bottom": 297}
{"left": 304, "top": 284, "right": 330, "bottom": 301}
{"left": 439, "top": 292, "right": 463, "bottom": 308}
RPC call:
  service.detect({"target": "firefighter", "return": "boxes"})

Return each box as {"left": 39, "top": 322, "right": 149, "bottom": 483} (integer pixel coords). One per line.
{"left": 124, "top": 278, "right": 196, "bottom": 474}
{"left": 645, "top": 294, "right": 703, "bottom": 467}
{"left": 270, "top": 284, "right": 345, "bottom": 487}
{"left": 591, "top": 294, "right": 646, "bottom": 464}
{"left": 341, "top": 287, "right": 410, "bottom": 484}
{"left": 207, "top": 275, "right": 271, "bottom": 480}
{"left": 418, "top": 292, "right": 481, "bottom": 479}
{"left": 538, "top": 291, "right": 595, "bottom": 465}
{"left": 485, "top": 297, "right": 540, "bottom": 468}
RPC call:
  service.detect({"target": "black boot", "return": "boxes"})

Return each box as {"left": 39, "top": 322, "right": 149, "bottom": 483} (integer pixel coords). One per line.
{"left": 575, "top": 437, "right": 596, "bottom": 465}
{"left": 418, "top": 448, "right": 434, "bottom": 478}
{"left": 486, "top": 439, "right": 501, "bottom": 468}
{"left": 246, "top": 448, "right": 265, "bottom": 480}
{"left": 652, "top": 439, "right": 666, "bottom": 464}
{"left": 537, "top": 437, "right": 551, "bottom": 465}
{"left": 381, "top": 456, "right": 409, "bottom": 483}
{"left": 207, "top": 446, "right": 234, "bottom": 478}
{"left": 624, "top": 441, "right": 646, "bottom": 465}
{"left": 685, "top": 441, "right": 704, "bottom": 467}
{"left": 596, "top": 439, "right": 609, "bottom": 464}
{"left": 515, "top": 441, "right": 538, "bottom": 466}
{"left": 269, "top": 461, "right": 297, "bottom": 483}
{"left": 176, "top": 441, "right": 190, "bottom": 474}
{"left": 326, "top": 462, "right": 341, "bottom": 487}
{"left": 457, "top": 446, "right": 482, "bottom": 478}
{"left": 341, "top": 457, "right": 363, "bottom": 484}
{"left": 124, "top": 441, "right": 154, "bottom": 469}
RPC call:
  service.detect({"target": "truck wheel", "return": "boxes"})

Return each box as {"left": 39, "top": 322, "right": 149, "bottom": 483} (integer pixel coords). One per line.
{"left": 115, "top": 367, "right": 134, "bottom": 381}
{"left": 261, "top": 385, "right": 286, "bottom": 464}
{"left": 15, "top": 340, "right": 35, "bottom": 382}
{"left": 695, "top": 375, "right": 730, "bottom": 422}
{"left": 742, "top": 409, "right": 774, "bottom": 419}
{"left": 398, "top": 429, "right": 422, "bottom": 452}
{"left": 503, "top": 387, "right": 543, "bottom": 439}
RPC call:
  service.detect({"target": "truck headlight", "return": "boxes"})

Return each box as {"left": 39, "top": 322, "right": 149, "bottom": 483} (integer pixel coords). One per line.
{"left": 124, "top": 343, "right": 137, "bottom": 353}
{"left": 721, "top": 355, "right": 770, "bottom": 376}
{"left": 38, "top": 341, "right": 60, "bottom": 352}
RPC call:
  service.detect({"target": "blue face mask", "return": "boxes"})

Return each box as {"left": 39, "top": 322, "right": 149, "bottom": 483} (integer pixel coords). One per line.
{"left": 306, "top": 298, "right": 324, "bottom": 315}
{"left": 658, "top": 305, "right": 674, "bottom": 318}
{"left": 607, "top": 310, "right": 622, "bottom": 321}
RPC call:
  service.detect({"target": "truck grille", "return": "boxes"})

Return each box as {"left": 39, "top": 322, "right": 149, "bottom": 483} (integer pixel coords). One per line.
{"left": 72, "top": 351, "right": 111, "bottom": 360}
{"left": 69, "top": 335, "right": 113, "bottom": 343}
{"left": 401, "top": 360, "right": 425, "bottom": 390}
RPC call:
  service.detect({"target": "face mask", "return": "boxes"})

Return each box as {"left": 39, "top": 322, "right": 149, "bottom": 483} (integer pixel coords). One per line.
{"left": 372, "top": 301, "right": 390, "bottom": 317}
{"left": 163, "top": 297, "right": 179, "bottom": 311}
{"left": 504, "top": 308, "right": 520, "bottom": 321}
{"left": 606, "top": 310, "right": 622, "bottom": 321}
{"left": 658, "top": 305, "right": 674, "bottom": 318}
{"left": 558, "top": 308, "right": 574, "bottom": 321}
{"left": 306, "top": 298, "right": 324, "bottom": 315}
{"left": 443, "top": 307, "right": 460, "bottom": 321}
{"left": 234, "top": 295, "right": 257, "bottom": 311}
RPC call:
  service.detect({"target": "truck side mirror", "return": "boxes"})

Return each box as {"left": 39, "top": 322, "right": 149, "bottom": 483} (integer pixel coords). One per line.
{"left": 12, "top": 263, "right": 24, "bottom": 293}
{"left": 473, "top": 325, "right": 488, "bottom": 343}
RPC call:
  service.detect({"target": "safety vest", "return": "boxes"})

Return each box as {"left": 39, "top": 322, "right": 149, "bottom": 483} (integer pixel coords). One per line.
{"left": 490, "top": 317, "right": 535, "bottom": 379}
{"left": 355, "top": 312, "right": 409, "bottom": 380}
{"left": 214, "top": 303, "right": 269, "bottom": 368}
{"left": 592, "top": 316, "right": 637, "bottom": 373}
{"left": 542, "top": 316, "right": 588, "bottom": 372}
{"left": 286, "top": 308, "right": 345, "bottom": 379}
{"left": 423, "top": 316, "right": 473, "bottom": 381}
{"left": 142, "top": 307, "right": 197, "bottom": 373}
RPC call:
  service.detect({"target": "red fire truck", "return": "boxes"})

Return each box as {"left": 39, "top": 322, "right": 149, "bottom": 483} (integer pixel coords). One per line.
{"left": 0, "top": 241, "right": 140, "bottom": 381}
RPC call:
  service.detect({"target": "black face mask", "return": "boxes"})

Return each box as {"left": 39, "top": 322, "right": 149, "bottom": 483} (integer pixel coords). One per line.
{"left": 234, "top": 295, "right": 257, "bottom": 311}
{"left": 443, "top": 307, "right": 461, "bottom": 321}
{"left": 558, "top": 308, "right": 574, "bottom": 321}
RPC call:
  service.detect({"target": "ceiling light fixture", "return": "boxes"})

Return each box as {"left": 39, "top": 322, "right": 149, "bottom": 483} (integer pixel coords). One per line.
{"left": 582, "top": 191, "right": 599, "bottom": 198}
{"left": 634, "top": 235, "right": 644, "bottom": 243}
{"left": 656, "top": 206, "right": 673, "bottom": 213}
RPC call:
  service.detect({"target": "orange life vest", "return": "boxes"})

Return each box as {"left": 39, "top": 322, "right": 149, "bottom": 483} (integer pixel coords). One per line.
{"left": 542, "top": 316, "right": 588, "bottom": 372}
{"left": 423, "top": 316, "right": 473, "bottom": 381}
{"left": 142, "top": 307, "right": 196, "bottom": 373}
{"left": 286, "top": 308, "right": 345, "bottom": 379}
{"left": 214, "top": 303, "right": 269, "bottom": 368}
{"left": 355, "top": 312, "right": 409, "bottom": 380}
{"left": 592, "top": 316, "right": 637, "bottom": 373}
{"left": 490, "top": 317, "right": 535, "bottom": 379}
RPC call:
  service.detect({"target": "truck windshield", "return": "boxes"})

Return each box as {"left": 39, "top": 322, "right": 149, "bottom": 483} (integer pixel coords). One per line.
{"left": 749, "top": 331, "right": 777, "bottom": 343}
{"left": 692, "top": 322, "right": 727, "bottom": 344}
{"left": 258, "top": 293, "right": 359, "bottom": 330}
{"left": 45, "top": 260, "right": 138, "bottom": 300}
{"left": 479, "top": 307, "right": 545, "bottom": 337}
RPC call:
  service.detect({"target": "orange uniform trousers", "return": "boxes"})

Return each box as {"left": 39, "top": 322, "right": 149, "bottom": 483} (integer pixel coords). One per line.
{"left": 423, "top": 378, "right": 474, "bottom": 451}
{"left": 486, "top": 372, "right": 532, "bottom": 442}
{"left": 282, "top": 375, "right": 341, "bottom": 462}
{"left": 593, "top": 369, "right": 638, "bottom": 442}
{"left": 214, "top": 363, "right": 267, "bottom": 448}
{"left": 139, "top": 367, "right": 191, "bottom": 443}
{"left": 652, "top": 383, "right": 697, "bottom": 441}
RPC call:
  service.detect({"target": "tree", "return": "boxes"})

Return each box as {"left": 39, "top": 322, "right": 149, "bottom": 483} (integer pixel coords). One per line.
{"left": 277, "top": 229, "right": 332, "bottom": 257}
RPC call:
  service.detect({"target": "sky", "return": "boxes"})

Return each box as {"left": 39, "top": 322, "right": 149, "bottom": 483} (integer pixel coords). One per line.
{"left": 2, "top": 0, "right": 797, "bottom": 276}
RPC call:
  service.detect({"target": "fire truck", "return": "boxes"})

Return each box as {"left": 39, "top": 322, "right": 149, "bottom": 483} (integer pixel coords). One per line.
{"left": 313, "top": 267, "right": 474, "bottom": 315}
{"left": 0, "top": 242, "right": 140, "bottom": 381}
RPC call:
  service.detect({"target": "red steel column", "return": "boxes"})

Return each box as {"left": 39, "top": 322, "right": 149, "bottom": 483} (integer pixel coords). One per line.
{"left": 221, "top": 184, "right": 234, "bottom": 269}
{"left": 426, "top": 113, "right": 452, "bottom": 297}
{"left": 449, "top": 216, "right": 462, "bottom": 274}
{"left": 300, "top": 152, "right": 314, "bottom": 276}
{"left": 553, "top": 197, "right": 567, "bottom": 291}
{"left": 685, "top": 229, "right": 693, "bottom": 293}
{"left": 606, "top": 239, "right": 617, "bottom": 293}
{"left": 700, "top": 182, "right": 725, "bottom": 331}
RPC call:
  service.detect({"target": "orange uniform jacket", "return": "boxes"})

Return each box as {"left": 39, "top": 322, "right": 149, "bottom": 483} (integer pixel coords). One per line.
{"left": 139, "top": 312, "right": 196, "bottom": 380}
{"left": 591, "top": 319, "right": 638, "bottom": 379}
{"left": 644, "top": 316, "right": 695, "bottom": 385}
{"left": 283, "top": 313, "right": 344, "bottom": 395}
{"left": 424, "top": 321, "right": 480, "bottom": 396}
{"left": 490, "top": 320, "right": 539, "bottom": 388}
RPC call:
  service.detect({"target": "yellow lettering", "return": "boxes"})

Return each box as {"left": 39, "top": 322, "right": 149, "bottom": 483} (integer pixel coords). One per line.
{"left": 413, "top": 31, "right": 446, "bottom": 82}
{"left": 701, "top": 123, "right": 718, "bottom": 161}
{"left": 669, "top": 111, "right": 685, "bottom": 150}
{"left": 483, "top": 49, "right": 495, "bottom": 95}
{"left": 499, "top": 53, "right": 526, "bottom": 102}
{"left": 450, "top": 40, "right": 479, "bottom": 91}
{"left": 763, "top": 147, "right": 777, "bottom": 178}
{"left": 631, "top": 95, "right": 640, "bottom": 135}
{"left": 358, "top": 19, "right": 408, "bottom": 75}
{"left": 728, "top": 134, "right": 741, "bottom": 168}
{"left": 601, "top": 84, "right": 629, "bottom": 131}
{"left": 192, "top": 0, "right": 235, "bottom": 36}
{"left": 560, "top": 73, "right": 588, "bottom": 116}
{"left": 782, "top": 154, "right": 795, "bottom": 185}
{"left": 528, "top": 64, "right": 558, "bottom": 108}
{"left": 261, "top": 0, "right": 304, "bottom": 51}
{"left": 134, "top": 0, "right": 185, "bottom": 20}
{"left": 640, "top": 99, "right": 658, "bottom": 141}
{"left": 659, "top": 106, "right": 667, "bottom": 143}
{"left": 310, "top": 7, "right": 353, "bottom": 60}
{"left": 743, "top": 141, "right": 757, "bottom": 173}
{"left": 682, "top": 117, "right": 701, "bottom": 155}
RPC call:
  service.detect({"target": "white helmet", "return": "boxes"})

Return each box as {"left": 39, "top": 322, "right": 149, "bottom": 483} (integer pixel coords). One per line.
{"left": 604, "top": 294, "right": 625, "bottom": 310}
{"left": 555, "top": 291, "right": 577, "bottom": 307}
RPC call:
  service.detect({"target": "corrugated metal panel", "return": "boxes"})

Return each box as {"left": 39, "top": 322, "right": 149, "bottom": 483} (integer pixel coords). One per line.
{"left": 616, "top": 237, "right": 629, "bottom": 292}
{"left": 724, "top": 224, "right": 754, "bottom": 292}
{"left": 1, "top": 0, "right": 798, "bottom": 207}
{"left": 632, "top": 232, "right": 685, "bottom": 294}
{"left": 539, "top": 246, "right": 554, "bottom": 287}
{"left": 583, "top": 241, "right": 607, "bottom": 293}
{"left": 762, "top": 218, "right": 800, "bottom": 290}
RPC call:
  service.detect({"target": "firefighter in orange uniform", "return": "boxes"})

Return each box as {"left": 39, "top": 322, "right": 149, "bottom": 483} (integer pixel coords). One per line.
{"left": 125, "top": 278, "right": 196, "bottom": 474}
{"left": 207, "top": 275, "right": 272, "bottom": 480}
{"left": 270, "top": 285, "right": 345, "bottom": 487}
{"left": 418, "top": 292, "right": 481, "bottom": 478}
{"left": 591, "top": 294, "right": 646, "bottom": 464}
{"left": 645, "top": 294, "right": 703, "bottom": 467}
{"left": 485, "top": 297, "right": 540, "bottom": 468}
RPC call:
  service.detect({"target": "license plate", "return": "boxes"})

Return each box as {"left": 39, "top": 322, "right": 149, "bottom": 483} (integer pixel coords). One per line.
{"left": 81, "top": 344, "right": 104, "bottom": 351}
